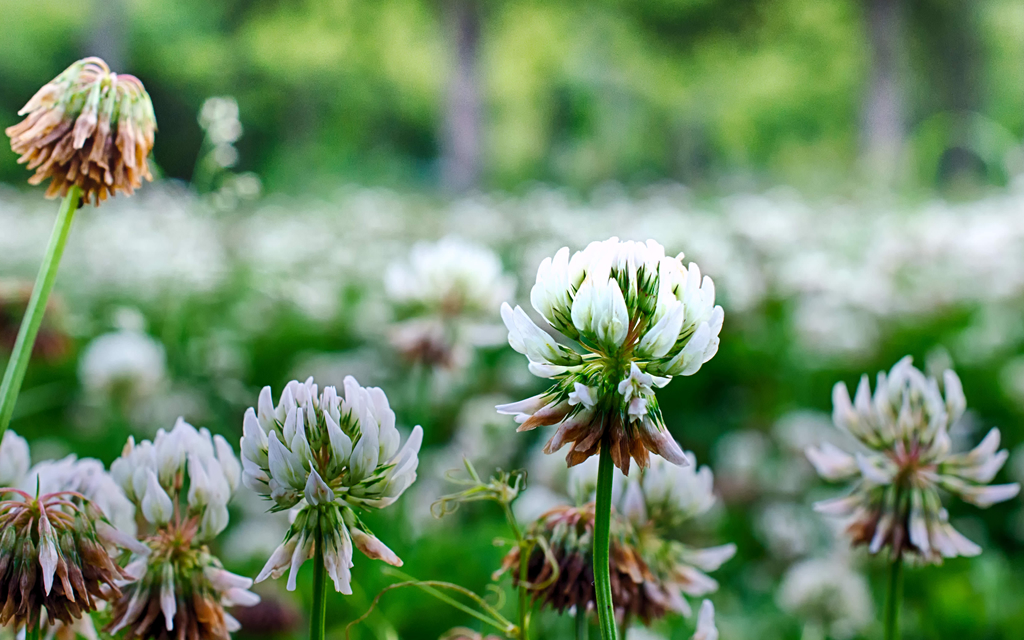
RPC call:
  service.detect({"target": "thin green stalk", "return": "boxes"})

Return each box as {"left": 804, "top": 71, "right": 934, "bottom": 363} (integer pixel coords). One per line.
{"left": 593, "top": 432, "right": 618, "bottom": 640}
{"left": 0, "top": 187, "right": 81, "bottom": 439}
{"left": 311, "top": 542, "right": 328, "bottom": 640}
{"left": 518, "top": 540, "right": 530, "bottom": 640}
{"left": 28, "top": 616, "right": 40, "bottom": 640}
{"left": 502, "top": 501, "right": 531, "bottom": 640}
{"left": 883, "top": 554, "right": 904, "bottom": 640}
{"left": 575, "top": 606, "right": 588, "bottom": 640}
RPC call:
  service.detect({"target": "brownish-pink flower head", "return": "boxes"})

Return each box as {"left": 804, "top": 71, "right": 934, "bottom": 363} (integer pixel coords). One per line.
{"left": 0, "top": 487, "right": 132, "bottom": 630}
{"left": 6, "top": 57, "right": 156, "bottom": 206}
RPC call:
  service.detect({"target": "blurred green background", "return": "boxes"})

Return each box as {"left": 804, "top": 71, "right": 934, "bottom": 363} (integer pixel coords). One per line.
{"left": 2, "top": 1, "right": 1024, "bottom": 639}
{"left": 2, "top": 0, "right": 1023, "bottom": 194}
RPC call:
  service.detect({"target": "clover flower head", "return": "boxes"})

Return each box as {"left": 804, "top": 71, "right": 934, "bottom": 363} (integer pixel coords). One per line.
{"left": 496, "top": 504, "right": 664, "bottom": 623}
{"left": 6, "top": 57, "right": 156, "bottom": 205}
{"left": 107, "top": 547, "right": 258, "bottom": 640}
{"left": 777, "top": 557, "right": 873, "bottom": 639}
{"left": 107, "top": 421, "right": 254, "bottom": 640}
{"left": 240, "top": 376, "right": 422, "bottom": 594}
{"left": 498, "top": 237, "right": 723, "bottom": 473}
{"left": 110, "top": 417, "right": 240, "bottom": 542}
{"left": 566, "top": 452, "right": 735, "bottom": 617}
{"left": 78, "top": 330, "right": 166, "bottom": 403}
{"left": 807, "top": 356, "right": 1021, "bottom": 562}
{"left": 0, "top": 429, "right": 30, "bottom": 488}
{"left": 23, "top": 455, "right": 137, "bottom": 538}
{"left": 385, "top": 237, "right": 514, "bottom": 318}
{"left": 0, "top": 486, "right": 133, "bottom": 631}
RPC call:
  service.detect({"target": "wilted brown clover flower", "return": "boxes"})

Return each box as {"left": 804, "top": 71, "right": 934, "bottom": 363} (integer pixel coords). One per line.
{"left": 6, "top": 57, "right": 156, "bottom": 205}
{"left": 496, "top": 504, "right": 669, "bottom": 625}
{"left": 0, "top": 487, "right": 130, "bottom": 631}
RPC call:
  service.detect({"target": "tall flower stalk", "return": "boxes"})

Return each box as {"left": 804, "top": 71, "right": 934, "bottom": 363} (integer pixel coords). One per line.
{"left": 807, "top": 357, "right": 1020, "bottom": 640}
{"left": 0, "top": 57, "right": 156, "bottom": 439}
{"left": 499, "top": 238, "right": 724, "bottom": 639}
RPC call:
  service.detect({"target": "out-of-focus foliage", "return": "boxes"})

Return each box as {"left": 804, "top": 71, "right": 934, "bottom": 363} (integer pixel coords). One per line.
{"left": 0, "top": 0, "right": 1021, "bottom": 192}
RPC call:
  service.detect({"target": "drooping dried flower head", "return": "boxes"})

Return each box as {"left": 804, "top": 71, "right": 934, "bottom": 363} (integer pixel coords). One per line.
{"left": 23, "top": 454, "right": 138, "bottom": 536}
{"left": 241, "top": 377, "right": 422, "bottom": 594}
{"left": 497, "top": 504, "right": 668, "bottom": 624}
{"left": 108, "top": 548, "right": 258, "bottom": 640}
{"left": 498, "top": 238, "right": 723, "bottom": 473}
{"left": 6, "top": 57, "right": 156, "bottom": 205}
{"left": 807, "top": 356, "right": 1021, "bottom": 563}
{"left": 106, "top": 419, "right": 258, "bottom": 640}
{"left": 0, "top": 487, "right": 132, "bottom": 630}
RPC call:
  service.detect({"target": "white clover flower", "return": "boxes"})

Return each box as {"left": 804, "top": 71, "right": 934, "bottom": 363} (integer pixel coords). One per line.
{"left": 385, "top": 238, "right": 514, "bottom": 370}
{"left": 110, "top": 417, "right": 240, "bottom": 542}
{"left": 198, "top": 97, "right": 242, "bottom": 146}
{"left": 807, "top": 356, "right": 1020, "bottom": 563}
{"left": 385, "top": 237, "right": 514, "bottom": 318}
{"left": 23, "top": 455, "right": 137, "bottom": 536}
{"left": 499, "top": 237, "right": 723, "bottom": 473}
{"left": 107, "top": 419, "right": 255, "bottom": 640}
{"left": 240, "top": 376, "right": 422, "bottom": 594}
{"left": 78, "top": 329, "right": 166, "bottom": 401}
{"left": 777, "top": 557, "right": 873, "bottom": 639}
{"left": 0, "top": 429, "right": 30, "bottom": 488}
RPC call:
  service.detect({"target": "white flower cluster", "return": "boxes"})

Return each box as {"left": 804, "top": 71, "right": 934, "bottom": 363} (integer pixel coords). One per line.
{"left": 78, "top": 329, "right": 167, "bottom": 402}
{"left": 777, "top": 557, "right": 873, "bottom": 640}
{"left": 385, "top": 236, "right": 514, "bottom": 317}
{"left": 0, "top": 430, "right": 30, "bottom": 488}
{"left": 198, "top": 97, "right": 243, "bottom": 168}
{"left": 24, "top": 455, "right": 138, "bottom": 536}
{"left": 807, "top": 356, "right": 1020, "bottom": 562}
{"left": 240, "top": 376, "right": 422, "bottom": 593}
{"left": 500, "top": 237, "right": 722, "bottom": 472}
{"left": 384, "top": 237, "right": 514, "bottom": 371}
{"left": 111, "top": 417, "right": 242, "bottom": 541}
{"left": 107, "top": 419, "right": 255, "bottom": 639}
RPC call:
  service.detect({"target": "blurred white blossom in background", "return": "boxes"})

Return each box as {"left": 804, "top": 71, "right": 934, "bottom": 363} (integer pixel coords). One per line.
{"left": 79, "top": 329, "right": 167, "bottom": 404}
{"left": 777, "top": 556, "right": 873, "bottom": 640}
{"left": 0, "top": 430, "right": 30, "bottom": 488}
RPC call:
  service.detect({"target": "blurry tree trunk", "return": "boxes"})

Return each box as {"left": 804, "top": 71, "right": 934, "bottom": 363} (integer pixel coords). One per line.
{"left": 440, "top": 0, "right": 482, "bottom": 193}
{"left": 87, "top": 0, "right": 127, "bottom": 71}
{"left": 861, "top": 0, "right": 904, "bottom": 183}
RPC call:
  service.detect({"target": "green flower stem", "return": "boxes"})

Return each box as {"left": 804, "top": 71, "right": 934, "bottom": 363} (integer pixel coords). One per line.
{"left": 28, "top": 612, "right": 41, "bottom": 640}
{"left": 576, "top": 605, "right": 588, "bottom": 640}
{"left": 593, "top": 432, "right": 618, "bottom": 640}
{"left": 883, "top": 554, "right": 904, "bottom": 640}
{"left": 310, "top": 541, "right": 328, "bottom": 640}
{"left": 0, "top": 187, "right": 81, "bottom": 439}
{"left": 518, "top": 541, "right": 531, "bottom": 640}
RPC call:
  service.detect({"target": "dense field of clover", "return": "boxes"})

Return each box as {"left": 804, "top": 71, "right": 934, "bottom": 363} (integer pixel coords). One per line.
{"left": 3, "top": 175, "right": 1024, "bottom": 639}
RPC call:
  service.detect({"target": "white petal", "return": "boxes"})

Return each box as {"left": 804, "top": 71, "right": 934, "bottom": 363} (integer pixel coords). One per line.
{"left": 141, "top": 471, "right": 174, "bottom": 525}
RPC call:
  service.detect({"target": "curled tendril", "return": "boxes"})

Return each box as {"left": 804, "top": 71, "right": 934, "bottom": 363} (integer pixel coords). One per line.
{"left": 431, "top": 457, "right": 527, "bottom": 519}
{"left": 345, "top": 570, "right": 518, "bottom": 640}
